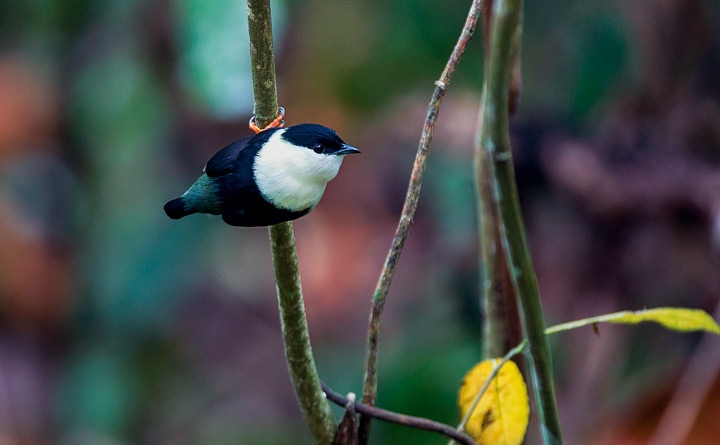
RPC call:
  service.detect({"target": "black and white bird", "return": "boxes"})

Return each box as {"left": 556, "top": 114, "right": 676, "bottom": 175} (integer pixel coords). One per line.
{"left": 164, "top": 124, "right": 360, "bottom": 227}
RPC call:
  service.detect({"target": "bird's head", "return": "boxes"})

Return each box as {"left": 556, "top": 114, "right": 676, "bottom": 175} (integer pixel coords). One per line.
{"left": 253, "top": 123, "right": 360, "bottom": 211}
{"left": 280, "top": 123, "right": 361, "bottom": 157}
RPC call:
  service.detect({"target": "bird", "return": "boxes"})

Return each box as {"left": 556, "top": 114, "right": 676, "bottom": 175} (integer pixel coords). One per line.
{"left": 164, "top": 123, "right": 360, "bottom": 227}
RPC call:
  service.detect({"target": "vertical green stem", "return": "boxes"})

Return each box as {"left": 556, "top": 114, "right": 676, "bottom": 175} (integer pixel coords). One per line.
{"left": 246, "top": 1, "right": 336, "bottom": 443}
{"left": 246, "top": 0, "right": 278, "bottom": 126}
{"left": 269, "top": 222, "right": 336, "bottom": 443}
{"left": 475, "top": 97, "right": 513, "bottom": 359}
{"left": 479, "top": 0, "right": 563, "bottom": 442}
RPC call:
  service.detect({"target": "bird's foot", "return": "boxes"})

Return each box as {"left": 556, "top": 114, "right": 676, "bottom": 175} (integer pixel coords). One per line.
{"left": 249, "top": 107, "right": 285, "bottom": 133}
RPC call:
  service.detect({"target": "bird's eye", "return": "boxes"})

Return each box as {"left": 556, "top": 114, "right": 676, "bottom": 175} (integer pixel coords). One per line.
{"left": 312, "top": 144, "right": 324, "bottom": 154}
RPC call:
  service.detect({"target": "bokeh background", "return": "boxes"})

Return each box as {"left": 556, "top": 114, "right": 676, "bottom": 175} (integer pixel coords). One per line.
{"left": 1, "top": 0, "right": 719, "bottom": 443}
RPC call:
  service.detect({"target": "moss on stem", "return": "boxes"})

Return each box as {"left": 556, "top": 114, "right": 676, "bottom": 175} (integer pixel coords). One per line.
{"left": 246, "top": 1, "right": 336, "bottom": 442}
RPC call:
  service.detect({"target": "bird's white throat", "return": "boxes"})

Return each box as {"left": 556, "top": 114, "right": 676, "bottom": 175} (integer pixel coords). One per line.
{"left": 253, "top": 130, "right": 345, "bottom": 212}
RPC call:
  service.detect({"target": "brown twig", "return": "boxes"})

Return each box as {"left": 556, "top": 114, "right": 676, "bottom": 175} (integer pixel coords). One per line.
{"left": 322, "top": 382, "right": 477, "bottom": 445}
{"left": 358, "top": 1, "right": 485, "bottom": 442}
{"left": 332, "top": 393, "right": 359, "bottom": 445}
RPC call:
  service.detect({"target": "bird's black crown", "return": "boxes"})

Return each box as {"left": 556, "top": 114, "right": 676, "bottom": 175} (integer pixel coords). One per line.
{"left": 281, "top": 124, "right": 348, "bottom": 155}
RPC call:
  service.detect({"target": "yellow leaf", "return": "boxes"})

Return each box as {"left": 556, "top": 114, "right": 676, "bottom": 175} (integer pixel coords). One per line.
{"left": 458, "top": 359, "right": 529, "bottom": 445}
{"left": 545, "top": 307, "right": 720, "bottom": 336}
{"left": 605, "top": 308, "right": 720, "bottom": 333}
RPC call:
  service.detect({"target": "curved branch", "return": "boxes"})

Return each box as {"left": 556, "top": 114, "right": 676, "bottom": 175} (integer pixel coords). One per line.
{"left": 358, "top": 1, "right": 485, "bottom": 442}
{"left": 322, "top": 382, "right": 477, "bottom": 445}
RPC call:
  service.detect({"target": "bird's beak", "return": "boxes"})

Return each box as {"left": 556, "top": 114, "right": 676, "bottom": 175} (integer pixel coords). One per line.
{"left": 336, "top": 144, "right": 361, "bottom": 155}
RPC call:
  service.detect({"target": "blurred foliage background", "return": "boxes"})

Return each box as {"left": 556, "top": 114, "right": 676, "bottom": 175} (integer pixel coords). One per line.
{"left": 0, "top": 0, "right": 719, "bottom": 444}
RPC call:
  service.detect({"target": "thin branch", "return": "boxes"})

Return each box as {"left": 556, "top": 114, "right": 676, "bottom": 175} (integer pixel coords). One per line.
{"left": 269, "top": 224, "right": 337, "bottom": 443}
{"left": 322, "top": 382, "right": 477, "bottom": 445}
{"left": 478, "top": 0, "right": 563, "bottom": 443}
{"left": 246, "top": 1, "right": 336, "bottom": 443}
{"left": 246, "top": 0, "right": 278, "bottom": 126}
{"left": 358, "top": 2, "right": 485, "bottom": 443}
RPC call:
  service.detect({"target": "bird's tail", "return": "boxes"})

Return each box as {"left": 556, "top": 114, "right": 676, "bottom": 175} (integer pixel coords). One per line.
{"left": 164, "top": 198, "right": 190, "bottom": 219}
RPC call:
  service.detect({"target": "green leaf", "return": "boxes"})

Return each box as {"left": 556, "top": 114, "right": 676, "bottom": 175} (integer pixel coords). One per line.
{"left": 546, "top": 307, "right": 720, "bottom": 335}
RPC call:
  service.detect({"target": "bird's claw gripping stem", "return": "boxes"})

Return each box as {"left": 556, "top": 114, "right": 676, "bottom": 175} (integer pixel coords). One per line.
{"left": 249, "top": 107, "right": 285, "bottom": 133}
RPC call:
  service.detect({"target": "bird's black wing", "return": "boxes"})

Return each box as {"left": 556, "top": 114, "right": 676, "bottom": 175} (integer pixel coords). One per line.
{"left": 204, "top": 128, "right": 279, "bottom": 177}
{"left": 204, "top": 134, "right": 255, "bottom": 177}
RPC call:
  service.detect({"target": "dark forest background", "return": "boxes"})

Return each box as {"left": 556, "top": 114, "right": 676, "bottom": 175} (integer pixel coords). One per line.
{"left": 0, "top": 0, "right": 719, "bottom": 443}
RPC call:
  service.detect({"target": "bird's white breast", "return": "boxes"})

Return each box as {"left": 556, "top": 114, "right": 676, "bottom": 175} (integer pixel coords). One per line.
{"left": 253, "top": 130, "right": 345, "bottom": 212}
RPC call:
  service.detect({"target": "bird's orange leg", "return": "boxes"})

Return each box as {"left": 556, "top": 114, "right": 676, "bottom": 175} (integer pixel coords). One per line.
{"left": 249, "top": 107, "right": 285, "bottom": 133}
